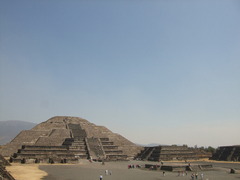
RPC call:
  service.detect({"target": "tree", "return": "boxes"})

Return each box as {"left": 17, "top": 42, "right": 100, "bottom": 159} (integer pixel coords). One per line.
{"left": 206, "top": 146, "right": 216, "bottom": 154}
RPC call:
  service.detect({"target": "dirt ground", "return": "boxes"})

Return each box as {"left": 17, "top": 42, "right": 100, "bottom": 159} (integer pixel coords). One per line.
{"left": 6, "top": 160, "right": 240, "bottom": 180}
{"left": 40, "top": 160, "right": 240, "bottom": 180}
{"left": 6, "top": 164, "right": 47, "bottom": 180}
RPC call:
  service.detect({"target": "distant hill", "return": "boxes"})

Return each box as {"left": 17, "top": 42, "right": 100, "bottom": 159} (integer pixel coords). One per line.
{"left": 0, "top": 120, "right": 36, "bottom": 145}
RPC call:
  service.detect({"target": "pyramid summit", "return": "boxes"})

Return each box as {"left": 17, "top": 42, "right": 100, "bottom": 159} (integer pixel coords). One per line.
{"left": 1, "top": 116, "right": 142, "bottom": 163}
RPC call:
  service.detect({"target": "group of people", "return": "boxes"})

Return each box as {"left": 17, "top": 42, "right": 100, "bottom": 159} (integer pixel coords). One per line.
{"left": 99, "top": 169, "right": 112, "bottom": 180}
{"left": 128, "top": 164, "right": 141, "bottom": 169}
{"left": 105, "top": 169, "right": 112, "bottom": 175}
{"left": 177, "top": 171, "right": 188, "bottom": 176}
{"left": 191, "top": 172, "right": 204, "bottom": 180}
{"left": 162, "top": 171, "right": 204, "bottom": 179}
{"left": 176, "top": 171, "right": 204, "bottom": 179}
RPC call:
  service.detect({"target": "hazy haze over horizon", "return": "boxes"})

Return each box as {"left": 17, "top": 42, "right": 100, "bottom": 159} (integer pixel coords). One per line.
{"left": 0, "top": 0, "right": 239, "bottom": 148}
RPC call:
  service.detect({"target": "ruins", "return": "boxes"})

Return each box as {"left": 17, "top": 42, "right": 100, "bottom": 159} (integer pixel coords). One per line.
{"left": 211, "top": 145, "right": 240, "bottom": 162}
{"left": 144, "top": 163, "right": 213, "bottom": 172}
{"left": 1, "top": 116, "right": 142, "bottom": 163}
{"left": 0, "top": 116, "right": 214, "bottom": 164}
{"left": 0, "top": 154, "right": 15, "bottom": 180}
{"left": 136, "top": 145, "right": 211, "bottom": 161}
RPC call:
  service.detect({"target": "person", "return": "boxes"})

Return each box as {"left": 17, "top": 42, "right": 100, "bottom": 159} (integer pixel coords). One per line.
{"left": 200, "top": 173, "right": 204, "bottom": 180}
{"left": 99, "top": 175, "right": 103, "bottom": 180}
{"left": 163, "top": 171, "right": 166, "bottom": 176}
{"left": 105, "top": 170, "right": 108, "bottom": 175}
{"left": 195, "top": 172, "right": 198, "bottom": 179}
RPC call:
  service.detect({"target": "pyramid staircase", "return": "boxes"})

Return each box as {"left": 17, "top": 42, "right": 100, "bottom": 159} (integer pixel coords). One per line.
{"left": 9, "top": 121, "right": 130, "bottom": 163}
{"left": 10, "top": 123, "right": 89, "bottom": 163}
{"left": 100, "top": 138, "right": 128, "bottom": 161}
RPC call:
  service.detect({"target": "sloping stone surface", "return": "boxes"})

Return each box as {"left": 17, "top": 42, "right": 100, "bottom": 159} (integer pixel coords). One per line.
{"left": 212, "top": 145, "right": 240, "bottom": 161}
{"left": 0, "top": 116, "right": 142, "bottom": 162}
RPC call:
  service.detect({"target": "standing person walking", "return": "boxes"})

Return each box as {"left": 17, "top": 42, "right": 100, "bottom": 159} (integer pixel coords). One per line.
{"left": 105, "top": 170, "right": 108, "bottom": 175}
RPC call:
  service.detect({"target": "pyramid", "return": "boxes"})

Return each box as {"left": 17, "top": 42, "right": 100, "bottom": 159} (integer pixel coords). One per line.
{"left": 211, "top": 145, "right": 240, "bottom": 161}
{"left": 0, "top": 116, "right": 142, "bottom": 163}
{"left": 136, "top": 145, "right": 211, "bottom": 161}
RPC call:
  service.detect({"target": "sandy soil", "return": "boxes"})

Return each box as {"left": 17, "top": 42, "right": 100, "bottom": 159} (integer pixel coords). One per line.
{"left": 6, "top": 163, "right": 47, "bottom": 180}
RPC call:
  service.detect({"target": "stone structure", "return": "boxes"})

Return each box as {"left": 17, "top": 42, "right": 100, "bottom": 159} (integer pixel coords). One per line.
{"left": 0, "top": 154, "right": 10, "bottom": 166}
{"left": 230, "top": 168, "right": 240, "bottom": 174}
{"left": 1, "top": 116, "right": 142, "bottom": 163}
{"left": 144, "top": 163, "right": 212, "bottom": 172}
{"left": 211, "top": 145, "right": 240, "bottom": 161}
{"left": 0, "top": 154, "right": 15, "bottom": 180}
{"left": 136, "top": 145, "right": 211, "bottom": 161}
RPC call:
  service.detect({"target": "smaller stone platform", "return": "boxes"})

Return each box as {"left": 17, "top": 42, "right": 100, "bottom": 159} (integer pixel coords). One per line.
{"left": 144, "top": 163, "right": 213, "bottom": 172}
{"left": 212, "top": 145, "right": 240, "bottom": 162}
{"left": 137, "top": 145, "right": 211, "bottom": 161}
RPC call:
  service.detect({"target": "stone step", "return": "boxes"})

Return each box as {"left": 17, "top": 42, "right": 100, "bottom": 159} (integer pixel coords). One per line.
{"left": 103, "top": 145, "right": 118, "bottom": 149}
{"left": 69, "top": 149, "right": 87, "bottom": 152}
{"left": 69, "top": 145, "right": 86, "bottom": 148}
{"left": 101, "top": 142, "right": 114, "bottom": 145}
{"left": 18, "top": 149, "right": 70, "bottom": 154}
{"left": 71, "top": 143, "right": 85, "bottom": 146}
{"left": 22, "top": 145, "right": 68, "bottom": 150}
{"left": 18, "top": 149, "right": 87, "bottom": 154}
{"left": 104, "top": 150, "right": 123, "bottom": 154}
{"left": 100, "top": 138, "right": 109, "bottom": 141}
{"left": 13, "top": 153, "right": 76, "bottom": 159}
{"left": 152, "top": 152, "right": 196, "bottom": 155}
{"left": 106, "top": 154, "right": 128, "bottom": 160}
{"left": 69, "top": 146, "right": 86, "bottom": 151}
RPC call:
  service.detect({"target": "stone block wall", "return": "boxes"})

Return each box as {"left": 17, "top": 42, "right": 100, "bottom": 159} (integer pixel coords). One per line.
{"left": 212, "top": 145, "right": 240, "bottom": 161}
{"left": 137, "top": 145, "right": 210, "bottom": 161}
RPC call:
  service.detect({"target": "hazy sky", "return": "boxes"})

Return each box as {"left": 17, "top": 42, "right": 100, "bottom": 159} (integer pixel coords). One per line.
{"left": 1, "top": 0, "right": 239, "bottom": 147}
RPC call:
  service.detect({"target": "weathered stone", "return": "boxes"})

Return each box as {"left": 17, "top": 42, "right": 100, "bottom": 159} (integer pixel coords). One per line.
{"left": 0, "top": 116, "right": 142, "bottom": 163}
{"left": 230, "top": 168, "right": 240, "bottom": 174}
{"left": 0, "top": 154, "right": 16, "bottom": 180}
{"left": 0, "top": 154, "right": 10, "bottom": 166}
{"left": 212, "top": 145, "right": 240, "bottom": 162}
{"left": 136, "top": 145, "right": 211, "bottom": 161}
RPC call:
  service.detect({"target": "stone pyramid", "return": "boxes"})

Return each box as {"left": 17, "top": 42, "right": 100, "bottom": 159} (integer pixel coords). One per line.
{"left": 136, "top": 145, "right": 211, "bottom": 161}
{"left": 211, "top": 145, "right": 240, "bottom": 161}
{"left": 1, "top": 116, "right": 142, "bottom": 163}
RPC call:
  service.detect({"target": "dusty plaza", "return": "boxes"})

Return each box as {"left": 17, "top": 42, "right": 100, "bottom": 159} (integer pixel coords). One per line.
{"left": 5, "top": 160, "right": 240, "bottom": 180}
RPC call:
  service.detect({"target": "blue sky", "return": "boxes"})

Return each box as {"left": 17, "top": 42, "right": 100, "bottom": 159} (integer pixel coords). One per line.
{"left": 0, "top": 0, "right": 240, "bottom": 147}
